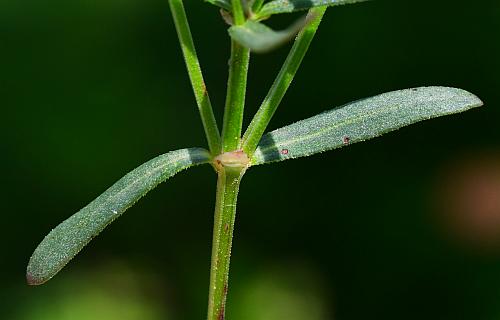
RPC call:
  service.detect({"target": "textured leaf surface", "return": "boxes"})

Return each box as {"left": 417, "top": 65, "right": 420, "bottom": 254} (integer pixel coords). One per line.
{"left": 257, "top": 0, "right": 369, "bottom": 17}
{"left": 229, "top": 19, "right": 306, "bottom": 53}
{"left": 27, "top": 148, "right": 211, "bottom": 285}
{"left": 205, "top": 0, "right": 231, "bottom": 10}
{"left": 251, "top": 87, "right": 482, "bottom": 165}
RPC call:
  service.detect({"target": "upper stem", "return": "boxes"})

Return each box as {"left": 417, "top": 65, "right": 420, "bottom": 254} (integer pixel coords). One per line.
{"left": 241, "top": 7, "right": 326, "bottom": 156}
{"left": 221, "top": 41, "right": 250, "bottom": 152}
{"left": 231, "top": 0, "right": 246, "bottom": 25}
{"left": 207, "top": 165, "right": 245, "bottom": 320}
{"left": 220, "top": 1, "right": 249, "bottom": 153}
{"left": 169, "top": 0, "right": 221, "bottom": 154}
{"left": 251, "top": 0, "right": 265, "bottom": 14}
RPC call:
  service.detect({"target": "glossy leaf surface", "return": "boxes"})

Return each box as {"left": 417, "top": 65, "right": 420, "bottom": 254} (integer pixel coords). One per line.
{"left": 251, "top": 87, "right": 483, "bottom": 165}
{"left": 27, "top": 148, "right": 212, "bottom": 285}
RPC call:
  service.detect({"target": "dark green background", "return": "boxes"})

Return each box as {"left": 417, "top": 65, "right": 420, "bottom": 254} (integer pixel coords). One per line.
{"left": 2, "top": 0, "right": 499, "bottom": 319}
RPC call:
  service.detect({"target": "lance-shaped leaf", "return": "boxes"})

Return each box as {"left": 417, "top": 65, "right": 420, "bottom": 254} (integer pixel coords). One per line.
{"left": 27, "top": 148, "right": 212, "bottom": 285}
{"left": 257, "top": 0, "right": 369, "bottom": 18}
{"left": 229, "top": 18, "right": 308, "bottom": 53}
{"left": 251, "top": 87, "right": 483, "bottom": 165}
{"left": 205, "top": 0, "right": 232, "bottom": 11}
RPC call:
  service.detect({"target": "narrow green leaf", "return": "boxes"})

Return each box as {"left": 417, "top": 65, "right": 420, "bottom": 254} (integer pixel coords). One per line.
{"left": 205, "top": 0, "right": 232, "bottom": 11}
{"left": 228, "top": 18, "right": 308, "bottom": 53}
{"left": 251, "top": 87, "right": 483, "bottom": 165}
{"left": 27, "top": 148, "right": 212, "bottom": 285}
{"left": 257, "top": 0, "right": 369, "bottom": 17}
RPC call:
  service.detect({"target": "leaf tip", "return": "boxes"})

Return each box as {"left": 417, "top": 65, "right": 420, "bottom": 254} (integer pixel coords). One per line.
{"left": 471, "top": 93, "right": 484, "bottom": 108}
{"left": 452, "top": 87, "right": 484, "bottom": 109}
{"left": 26, "top": 249, "right": 58, "bottom": 286}
{"left": 26, "top": 270, "right": 45, "bottom": 286}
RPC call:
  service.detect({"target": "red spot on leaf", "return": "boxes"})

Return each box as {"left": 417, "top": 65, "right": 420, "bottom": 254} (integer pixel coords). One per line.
{"left": 281, "top": 149, "right": 289, "bottom": 155}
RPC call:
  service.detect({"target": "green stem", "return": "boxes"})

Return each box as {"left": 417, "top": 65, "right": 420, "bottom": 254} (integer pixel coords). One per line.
{"left": 221, "top": 41, "right": 250, "bottom": 152}
{"left": 231, "top": 0, "right": 246, "bottom": 25}
{"left": 251, "top": 0, "right": 265, "bottom": 14}
{"left": 220, "top": 1, "right": 249, "bottom": 153}
{"left": 241, "top": 7, "right": 326, "bottom": 156}
{"left": 207, "top": 166, "right": 244, "bottom": 320}
{"left": 169, "top": 0, "right": 221, "bottom": 154}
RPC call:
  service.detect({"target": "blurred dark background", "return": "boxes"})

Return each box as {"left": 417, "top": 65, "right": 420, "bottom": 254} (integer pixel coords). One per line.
{"left": 1, "top": 0, "right": 499, "bottom": 319}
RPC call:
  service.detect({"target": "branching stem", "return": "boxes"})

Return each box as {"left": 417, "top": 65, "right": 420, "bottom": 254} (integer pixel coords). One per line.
{"left": 174, "top": 3, "right": 324, "bottom": 319}
{"left": 241, "top": 7, "right": 326, "bottom": 155}
{"left": 207, "top": 165, "right": 245, "bottom": 320}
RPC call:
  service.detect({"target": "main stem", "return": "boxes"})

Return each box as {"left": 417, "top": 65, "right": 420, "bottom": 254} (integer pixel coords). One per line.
{"left": 207, "top": 3, "right": 322, "bottom": 319}
{"left": 209, "top": 2, "right": 248, "bottom": 319}
{"left": 207, "top": 166, "right": 244, "bottom": 320}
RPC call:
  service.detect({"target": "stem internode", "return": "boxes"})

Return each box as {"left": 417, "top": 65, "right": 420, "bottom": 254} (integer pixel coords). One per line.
{"left": 207, "top": 165, "right": 245, "bottom": 320}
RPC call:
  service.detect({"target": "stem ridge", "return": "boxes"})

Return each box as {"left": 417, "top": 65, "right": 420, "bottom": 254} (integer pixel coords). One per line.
{"left": 207, "top": 167, "right": 244, "bottom": 320}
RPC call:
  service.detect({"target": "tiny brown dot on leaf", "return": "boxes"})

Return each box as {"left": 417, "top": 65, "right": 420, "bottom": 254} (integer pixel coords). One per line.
{"left": 281, "top": 149, "right": 289, "bottom": 155}
{"left": 343, "top": 136, "right": 350, "bottom": 145}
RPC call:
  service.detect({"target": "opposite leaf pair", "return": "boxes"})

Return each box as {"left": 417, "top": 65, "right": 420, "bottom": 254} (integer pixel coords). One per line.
{"left": 26, "top": 1, "right": 482, "bottom": 319}
{"left": 27, "top": 86, "right": 482, "bottom": 285}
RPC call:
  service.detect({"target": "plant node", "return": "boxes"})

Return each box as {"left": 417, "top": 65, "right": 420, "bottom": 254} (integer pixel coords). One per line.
{"left": 214, "top": 150, "right": 250, "bottom": 171}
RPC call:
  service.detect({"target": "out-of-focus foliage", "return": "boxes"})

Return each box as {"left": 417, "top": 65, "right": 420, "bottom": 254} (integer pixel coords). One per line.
{"left": 229, "top": 19, "right": 308, "bottom": 53}
{"left": 257, "top": 0, "right": 369, "bottom": 18}
{"left": 228, "top": 263, "right": 330, "bottom": 320}
{"left": 12, "top": 263, "right": 171, "bottom": 320}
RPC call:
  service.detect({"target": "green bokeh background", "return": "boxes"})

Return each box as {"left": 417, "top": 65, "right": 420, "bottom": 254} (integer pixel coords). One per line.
{"left": 2, "top": 0, "right": 499, "bottom": 319}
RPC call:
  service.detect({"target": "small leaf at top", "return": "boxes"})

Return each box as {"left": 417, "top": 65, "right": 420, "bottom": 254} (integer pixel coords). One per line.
{"left": 251, "top": 87, "right": 483, "bottom": 165}
{"left": 229, "top": 17, "right": 308, "bottom": 53}
{"left": 205, "top": 0, "right": 232, "bottom": 11}
{"left": 257, "top": 0, "right": 369, "bottom": 18}
{"left": 26, "top": 148, "right": 211, "bottom": 285}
